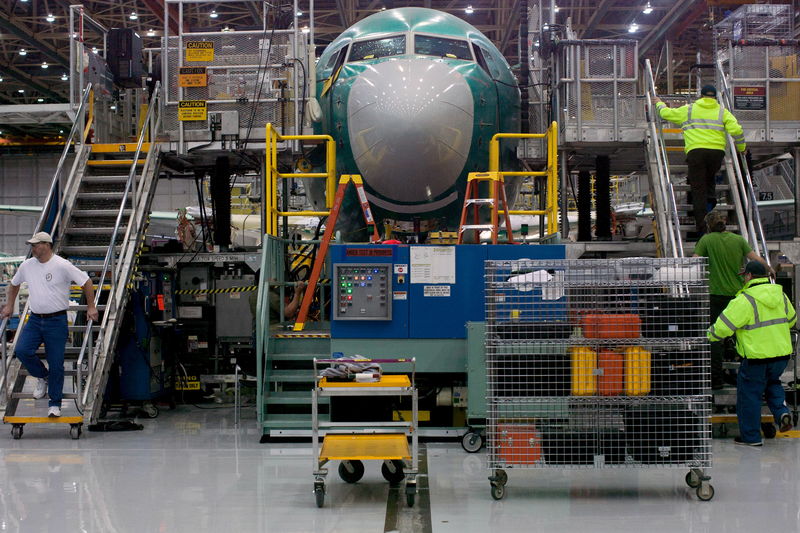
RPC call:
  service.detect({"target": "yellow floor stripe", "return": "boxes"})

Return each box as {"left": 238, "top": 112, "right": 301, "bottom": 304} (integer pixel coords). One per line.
{"left": 775, "top": 430, "right": 800, "bottom": 439}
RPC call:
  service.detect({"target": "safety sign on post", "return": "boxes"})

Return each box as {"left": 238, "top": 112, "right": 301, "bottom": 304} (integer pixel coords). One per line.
{"left": 185, "top": 41, "right": 214, "bottom": 62}
{"left": 178, "top": 67, "right": 208, "bottom": 87}
{"left": 178, "top": 100, "right": 208, "bottom": 121}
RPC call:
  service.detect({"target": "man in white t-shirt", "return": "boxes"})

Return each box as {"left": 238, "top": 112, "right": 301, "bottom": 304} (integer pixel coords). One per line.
{"left": 0, "top": 232, "right": 98, "bottom": 417}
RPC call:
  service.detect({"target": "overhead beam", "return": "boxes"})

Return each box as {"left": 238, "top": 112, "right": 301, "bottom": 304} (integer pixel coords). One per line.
{"left": 0, "top": 17, "right": 69, "bottom": 69}
{"left": 246, "top": 2, "right": 261, "bottom": 24}
{"left": 499, "top": 0, "right": 522, "bottom": 56}
{"left": 140, "top": 0, "right": 180, "bottom": 35}
{"left": 581, "top": 0, "right": 615, "bottom": 38}
{"left": 638, "top": 0, "right": 697, "bottom": 57}
{"left": 334, "top": 0, "right": 349, "bottom": 28}
{"left": 0, "top": 64, "right": 66, "bottom": 101}
{"left": 673, "top": 2, "right": 708, "bottom": 37}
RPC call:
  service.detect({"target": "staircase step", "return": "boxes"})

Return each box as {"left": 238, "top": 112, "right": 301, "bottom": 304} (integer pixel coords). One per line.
{"left": 60, "top": 245, "right": 122, "bottom": 256}
{"left": 87, "top": 160, "right": 145, "bottom": 167}
{"left": 66, "top": 227, "right": 123, "bottom": 235}
{"left": 19, "top": 368, "right": 83, "bottom": 377}
{"left": 269, "top": 352, "right": 331, "bottom": 361}
{"left": 68, "top": 325, "right": 101, "bottom": 332}
{"left": 11, "top": 392, "right": 79, "bottom": 399}
{"left": 71, "top": 209, "right": 132, "bottom": 217}
{"left": 673, "top": 184, "right": 731, "bottom": 192}
{"left": 460, "top": 224, "right": 495, "bottom": 232}
{"left": 77, "top": 192, "right": 127, "bottom": 200}
{"left": 464, "top": 199, "right": 495, "bottom": 206}
{"left": 265, "top": 392, "right": 327, "bottom": 405}
{"left": 90, "top": 142, "right": 151, "bottom": 153}
{"left": 69, "top": 304, "right": 107, "bottom": 312}
{"left": 262, "top": 413, "right": 330, "bottom": 428}
{"left": 82, "top": 175, "right": 131, "bottom": 184}
{"left": 267, "top": 370, "right": 316, "bottom": 383}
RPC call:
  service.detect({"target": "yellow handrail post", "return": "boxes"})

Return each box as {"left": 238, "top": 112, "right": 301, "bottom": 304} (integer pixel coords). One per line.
{"left": 83, "top": 89, "right": 95, "bottom": 142}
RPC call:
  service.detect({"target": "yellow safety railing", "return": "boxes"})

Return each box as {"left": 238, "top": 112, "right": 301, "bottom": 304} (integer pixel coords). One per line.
{"left": 488, "top": 121, "right": 559, "bottom": 237}
{"left": 264, "top": 123, "right": 337, "bottom": 236}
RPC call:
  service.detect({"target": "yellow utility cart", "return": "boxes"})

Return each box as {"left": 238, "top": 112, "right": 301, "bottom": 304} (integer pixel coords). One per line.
{"left": 311, "top": 358, "right": 418, "bottom": 508}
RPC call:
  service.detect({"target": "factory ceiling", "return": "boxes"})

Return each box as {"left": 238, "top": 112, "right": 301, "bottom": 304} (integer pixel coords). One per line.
{"left": 0, "top": 0, "right": 797, "bottom": 137}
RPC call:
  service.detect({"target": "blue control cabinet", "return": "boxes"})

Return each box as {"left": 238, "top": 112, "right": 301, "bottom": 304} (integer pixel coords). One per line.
{"left": 330, "top": 244, "right": 566, "bottom": 339}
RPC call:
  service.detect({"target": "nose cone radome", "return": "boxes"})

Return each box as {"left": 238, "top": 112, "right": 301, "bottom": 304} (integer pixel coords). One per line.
{"left": 347, "top": 59, "right": 474, "bottom": 203}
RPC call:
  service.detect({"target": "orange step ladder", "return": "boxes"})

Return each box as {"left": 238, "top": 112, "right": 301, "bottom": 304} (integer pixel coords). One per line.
{"left": 293, "top": 174, "right": 381, "bottom": 332}
{"left": 457, "top": 171, "right": 515, "bottom": 244}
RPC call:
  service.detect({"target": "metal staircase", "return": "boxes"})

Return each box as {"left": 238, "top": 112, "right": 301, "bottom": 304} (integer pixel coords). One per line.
{"left": 643, "top": 60, "right": 767, "bottom": 259}
{"left": 1, "top": 84, "right": 164, "bottom": 437}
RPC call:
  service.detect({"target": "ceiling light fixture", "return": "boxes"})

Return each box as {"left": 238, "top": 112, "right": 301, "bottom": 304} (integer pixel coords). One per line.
{"left": 0, "top": 75, "right": 3, "bottom": 82}
{"left": 129, "top": 12, "right": 138, "bottom": 20}
{"left": 18, "top": 89, "right": 24, "bottom": 93}
{"left": 465, "top": 5, "right": 474, "bottom": 14}
{"left": 19, "top": 48, "right": 27, "bottom": 56}
{"left": 46, "top": 14, "right": 55, "bottom": 22}
{"left": 61, "top": 73, "right": 68, "bottom": 81}
{"left": 222, "top": 25, "right": 233, "bottom": 32}
{"left": 554, "top": 5, "right": 560, "bottom": 12}
{"left": 296, "top": 10, "right": 303, "bottom": 16}
{"left": 628, "top": 22, "right": 639, "bottom": 33}
{"left": 643, "top": 2, "right": 653, "bottom": 15}
{"left": 37, "top": 98, "right": 44, "bottom": 102}
{"left": 210, "top": 10, "right": 218, "bottom": 18}
{"left": 92, "top": 47, "right": 98, "bottom": 54}
{"left": 41, "top": 62, "right": 48, "bottom": 69}
{"left": 147, "top": 29, "right": 155, "bottom": 37}
{"left": 301, "top": 25, "right": 309, "bottom": 34}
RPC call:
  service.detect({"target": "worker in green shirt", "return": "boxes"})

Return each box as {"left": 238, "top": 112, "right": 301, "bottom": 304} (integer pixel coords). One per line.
{"left": 693, "top": 210, "right": 771, "bottom": 389}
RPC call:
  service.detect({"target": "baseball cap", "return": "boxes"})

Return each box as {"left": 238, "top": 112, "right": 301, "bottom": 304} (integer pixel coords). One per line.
{"left": 739, "top": 260, "right": 768, "bottom": 277}
{"left": 701, "top": 85, "right": 717, "bottom": 97}
{"left": 26, "top": 231, "right": 53, "bottom": 244}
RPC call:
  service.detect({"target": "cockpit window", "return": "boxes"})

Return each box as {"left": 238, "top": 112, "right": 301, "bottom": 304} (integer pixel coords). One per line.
{"left": 415, "top": 35, "right": 472, "bottom": 60}
{"left": 348, "top": 35, "right": 406, "bottom": 61}
{"left": 325, "top": 45, "right": 347, "bottom": 69}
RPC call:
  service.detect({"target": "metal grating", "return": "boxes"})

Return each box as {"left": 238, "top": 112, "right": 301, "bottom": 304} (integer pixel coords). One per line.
{"left": 485, "top": 257, "right": 712, "bottom": 470}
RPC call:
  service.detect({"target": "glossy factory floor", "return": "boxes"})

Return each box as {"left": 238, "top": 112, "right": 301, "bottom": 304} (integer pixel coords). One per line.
{"left": 0, "top": 406, "right": 798, "bottom": 533}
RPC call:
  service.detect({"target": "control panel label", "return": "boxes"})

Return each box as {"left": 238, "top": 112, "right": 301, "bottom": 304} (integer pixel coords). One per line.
{"left": 185, "top": 41, "right": 214, "bottom": 62}
{"left": 345, "top": 248, "right": 393, "bottom": 257}
{"left": 394, "top": 264, "right": 408, "bottom": 274}
{"left": 178, "top": 100, "right": 208, "bottom": 121}
{"left": 423, "top": 285, "right": 451, "bottom": 297}
{"left": 179, "top": 67, "right": 208, "bottom": 87}
{"left": 393, "top": 291, "right": 407, "bottom": 300}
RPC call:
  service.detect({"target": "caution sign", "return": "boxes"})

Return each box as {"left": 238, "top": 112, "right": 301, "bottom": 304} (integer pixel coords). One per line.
{"left": 185, "top": 41, "right": 214, "bottom": 62}
{"left": 178, "top": 100, "right": 207, "bottom": 121}
{"left": 734, "top": 86, "right": 766, "bottom": 110}
{"left": 178, "top": 67, "right": 207, "bottom": 87}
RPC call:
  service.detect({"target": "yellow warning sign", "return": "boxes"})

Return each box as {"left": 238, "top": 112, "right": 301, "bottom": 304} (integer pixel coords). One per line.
{"left": 179, "top": 67, "right": 207, "bottom": 87}
{"left": 178, "top": 100, "right": 207, "bottom": 121}
{"left": 185, "top": 41, "right": 214, "bottom": 62}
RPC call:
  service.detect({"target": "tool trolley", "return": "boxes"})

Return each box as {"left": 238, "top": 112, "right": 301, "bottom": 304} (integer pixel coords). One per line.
{"left": 311, "top": 358, "right": 418, "bottom": 508}
{"left": 484, "top": 258, "right": 714, "bottom": 501}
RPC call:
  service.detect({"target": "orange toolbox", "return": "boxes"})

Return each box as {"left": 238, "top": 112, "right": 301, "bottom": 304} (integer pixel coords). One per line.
{"left": 496, "top": 424, "right": 542, "bottom": 464}
{"left": 581, "top": 314, "right": 641, "bottom": 338}
{"left": 598, "top": 349, "right": 624, "bottom": 396}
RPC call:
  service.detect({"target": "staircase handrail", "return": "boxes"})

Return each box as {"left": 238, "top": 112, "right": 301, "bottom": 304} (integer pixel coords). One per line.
{"left": 644, "top": 59, "right": 683, "bottom": 258}
{"left": 0, "top": 85, "right": 93, "bottom": 403}
{"left": 715, "top": 60, "right": 771, "bottom": 265}
{"left": 76, "top": 83, "right": 162, "bottom": 408}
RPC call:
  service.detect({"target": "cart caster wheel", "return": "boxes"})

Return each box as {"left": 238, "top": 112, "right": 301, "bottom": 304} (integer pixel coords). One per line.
{"left": 144, "top": 405, "right": 159, "bottom": 418}
{"left": 685, "top": 471, "right": 701, "bottom": 489}
{"left": 314, "top": 484, "right": 325, "bottom": 508}
{"left": 461, "top": 431, "right": 483, "bottom": 453}
{"left": 338, "top": 460, "right": 365, "bottom": 484}
{"left": 492, "top": 469, "right": 508, "bottom": 486}
{"left": 762, "top": 423, "right": 777, "bottom": 439}
{"left": 491, "top": 483, "right": 506, "bottom": 501}
{"left": 11, "top": 425, "right": 23, "bottom": 440}
{"left": 69, "top": 424, "right": 82, "bottom": 440}
{"left": 381, "top": 460, "right": 405, "bottom": 485}
{"left": 696, "top": 482, "right": 715, "bottom": 501}
{"left": 405, "top": 487, "right": 416, "bottom": 507}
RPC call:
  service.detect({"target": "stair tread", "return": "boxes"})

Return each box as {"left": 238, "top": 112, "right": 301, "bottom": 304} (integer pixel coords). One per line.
{"left": 460, "top": 224, "right": 495, "bottom": 231}
{"left": 71, "top": 209, "right": 132, "bottom": 217}
{"left": 267, "top": 370, "right": 316, "bottom": 382}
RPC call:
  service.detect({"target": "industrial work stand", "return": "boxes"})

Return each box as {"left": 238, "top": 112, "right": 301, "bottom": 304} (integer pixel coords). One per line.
{"left": 311, "top": 358, "right": 418, "bottom": 508}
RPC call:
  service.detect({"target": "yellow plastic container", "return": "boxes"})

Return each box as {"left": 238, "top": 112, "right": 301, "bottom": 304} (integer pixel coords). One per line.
{"left": 624, "top": 345, "right": 651, "bottom": 396}
{"left": 569, "top": 346, "right": 597, "bottom": 395}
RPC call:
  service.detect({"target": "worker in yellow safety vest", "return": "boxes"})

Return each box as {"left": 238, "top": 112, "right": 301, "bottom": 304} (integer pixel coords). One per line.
{"left": 654, "top": 85, "right": 746, "bottom": 235}
{"left": 707, "top": 261, "right": 795, "bottom": 446}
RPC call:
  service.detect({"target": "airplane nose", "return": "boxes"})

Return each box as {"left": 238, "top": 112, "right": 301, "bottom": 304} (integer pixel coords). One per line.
{"left": 347, "top": 59, "right": 474, "bottom": 204}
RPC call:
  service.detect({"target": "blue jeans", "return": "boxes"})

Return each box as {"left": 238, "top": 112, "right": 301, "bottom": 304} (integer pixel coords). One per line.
{"left": 736, "top": 357, "right": 790, "bottom": 443}
{"left": 15, "top": 314, "right": 68, "bottom": 407}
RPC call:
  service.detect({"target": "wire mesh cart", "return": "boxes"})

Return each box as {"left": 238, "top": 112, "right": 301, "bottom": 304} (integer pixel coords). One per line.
{"left": 311, "top": 358, "right": 418, "bottom": 508}
{"left": 484, "top": 258, "right": 714, "bottom": 501}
